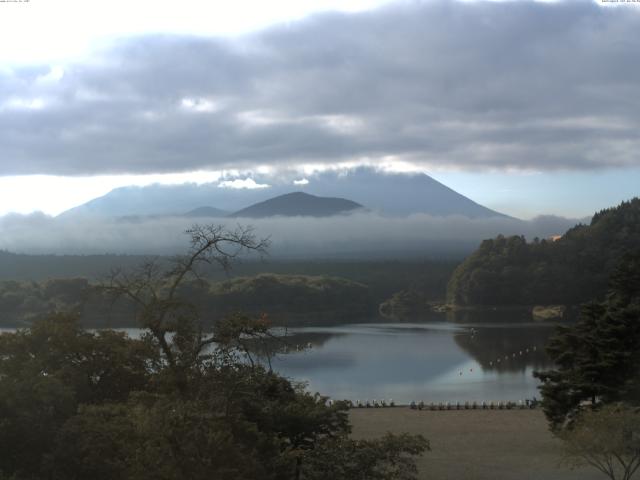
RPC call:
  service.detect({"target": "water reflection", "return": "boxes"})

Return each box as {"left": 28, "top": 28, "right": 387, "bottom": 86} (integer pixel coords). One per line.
{"left": 453, "top": 325, "right": 551, "bottom": 373}
{"left": 446, "top": 309, "right": 559, "bottom": 373}
{"left": 1, "top": 315, "right": 565, "bottom": 404}
{"left": 270, "top": 315, "right": 563, "bottom": 403}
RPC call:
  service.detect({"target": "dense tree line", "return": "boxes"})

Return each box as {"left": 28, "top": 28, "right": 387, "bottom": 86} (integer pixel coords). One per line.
{"left": 534, "top": 252, "right": 640, "bottom": 430}
{"left": 0, "top": 256, "right": 457, "bottom": 327}
{"left": 0, "top": 250, "right": 155, "bottom": 281}
{"left": 0, "top": 314, "right": 427, "bottom": 480}
{"left": 0, "top": 250, "right": 457, "bottom": 304}
{"left": 447, "top": 198, "right": 640, "bottom": 306}
{"left": 0, "top": 251, "right": 457, "bottom": 308}
{"left": 533, "top": 253, "right": 640, "bottom": 479}
{"left": 0, "top": 224, "right": 428, "bottom": 479}
{"left": 179, "top": 274, "right": 374, "bottom": 324}
{"left": 0, "top": 274, "right": 374, "bottom": 328}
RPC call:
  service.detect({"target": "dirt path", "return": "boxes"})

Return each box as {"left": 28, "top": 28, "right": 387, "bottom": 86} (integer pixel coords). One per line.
{"left": 349, "top": 408, "right": 603, "bottom": 480}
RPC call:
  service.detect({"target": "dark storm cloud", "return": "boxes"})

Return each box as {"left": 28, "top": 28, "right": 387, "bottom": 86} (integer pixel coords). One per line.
{"left": 1, "top": 0, "right": 639, "bottom": 175}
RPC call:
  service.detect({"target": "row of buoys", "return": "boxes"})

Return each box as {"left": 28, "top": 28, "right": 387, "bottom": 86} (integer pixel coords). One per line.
{"left": 409, "top": 399, "right": 539, "bottom": 410}
{"left": 450, "top": 346, "right": 541, "bottom": 377}
{"left": 346, "top": 399, "right": 539, "bottom": 409}
{"left": 487, "top": 346, "right": 537, "bottom": 368}
{"left": 454, "top": 345, "right": 539, "bottom": 376}
{"left": 352, "top": 399, "right": 396, "bottom": 408}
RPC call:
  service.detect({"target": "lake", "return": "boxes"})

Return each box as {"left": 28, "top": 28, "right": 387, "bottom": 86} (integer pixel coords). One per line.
{"left": 1, "top": 316, "right": 561, "bottom": 404}
{"left": 269, "top": 318, "right": 558, "bottom": 404}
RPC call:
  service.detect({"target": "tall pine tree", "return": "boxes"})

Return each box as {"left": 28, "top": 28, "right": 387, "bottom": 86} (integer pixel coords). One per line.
{"left": 534, "top": 252, "right": 640, "bottom": 430}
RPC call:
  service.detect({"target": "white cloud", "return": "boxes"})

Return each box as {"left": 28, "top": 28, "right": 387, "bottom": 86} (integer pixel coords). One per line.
{"left": 2, "top": 97, "right": 47, "bottom": 111}
{"left": 236, "top": 110, "right": 289, "bottom": 128}
{"left": 0, "top": 0, "right": 394, "bottom": 65}
{"left": 0, "top": 172, "right": 224, "bottom": 216}
{"left": 218, "top": 178, "right": 271, "bottom": 189}
{"left": 180, "top": 97, "right": 221, "bottom": 113}
{"left": 35, "top": 66, "right": 65, "bottom": 84}
{"left": 1, "top": 1, "right": 639, "bottom": 179}
{"left": 294, "top": 178, "right": 309, "bottom": 185}
{"left": 315, "top": 114, "right": 366, "bottom": 135}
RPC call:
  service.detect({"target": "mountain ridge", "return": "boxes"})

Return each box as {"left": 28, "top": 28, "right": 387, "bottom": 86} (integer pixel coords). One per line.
{"left": 229, "top": 192, "right": 363, "bottom": 218}
{"left": 184, "top": 206, "right": 229, "bottom": 218}
{"left": 56, "top": 168, "right": 510, "bottom": 219}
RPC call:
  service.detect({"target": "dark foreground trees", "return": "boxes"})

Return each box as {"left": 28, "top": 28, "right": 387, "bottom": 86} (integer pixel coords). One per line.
{"left": 559, "top": 404, "right": 640, "bottom": 480}
{"left": 0, "top": 225, "right": 428, "bottom": 479}
{"left": 534, "top": 252, "right": 640, "bottom": 430}
{"left": 0, "top": 315, "right": 428, "bottom": 480}
{"left": 535, "top": 253, "right": 640, "bottom": 479}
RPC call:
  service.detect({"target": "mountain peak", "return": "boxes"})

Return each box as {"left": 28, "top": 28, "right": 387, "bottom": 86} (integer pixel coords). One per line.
{"left": 183, "top": 206, "right": 228, "bottom": 218}
{"left": 56, "top": 168, "right": 509, "bottom": 219}
{"left": 229, "top": 192, "right": 363, "bottom": 218}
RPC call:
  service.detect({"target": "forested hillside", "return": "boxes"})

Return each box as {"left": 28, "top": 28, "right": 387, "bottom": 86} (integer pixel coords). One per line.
{"left": 177, "top": 274, "right": 374, "bottom": 324}
{"left": 447, "top": 198, "right": 640, "bottom": 306}
{"left": 0, "top": 250, "right": 148, "bottom": 280}
{"left": 0, "top": 274, "right": 374, "bottom": 328}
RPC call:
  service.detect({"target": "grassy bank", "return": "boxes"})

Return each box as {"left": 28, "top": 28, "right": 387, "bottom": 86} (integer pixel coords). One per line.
{"left": 349, "top": 408, "right": 601, "bottom": 480}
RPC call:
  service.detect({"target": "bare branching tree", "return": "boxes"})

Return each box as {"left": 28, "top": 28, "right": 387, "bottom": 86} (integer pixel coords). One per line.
{"left": 560, "top": 404, "right": 640, "bottom": 480}
{"left": 100, "top": 224, "right": 270, "bottom": 391}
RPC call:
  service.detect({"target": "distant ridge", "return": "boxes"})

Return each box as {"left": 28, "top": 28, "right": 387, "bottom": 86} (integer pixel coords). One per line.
{"left": 229, "top": 192, "right": 363, "bottom": 218}
{"left": 183, "top": 206, "right": 228, "bottom": 218}
{"left": 56, "top": 168, "right": 510, "bottom": 219}
{"left": 300, "top": 169, "right": 511, "bottom": 219}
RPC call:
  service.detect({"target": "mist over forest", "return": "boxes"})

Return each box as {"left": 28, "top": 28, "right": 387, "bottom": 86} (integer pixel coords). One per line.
{"left": 0, "top": 211, "right": 583, "bottom": 257}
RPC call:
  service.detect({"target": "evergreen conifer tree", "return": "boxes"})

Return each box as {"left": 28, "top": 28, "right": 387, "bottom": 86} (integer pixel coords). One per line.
{"left": 535, "top": 252, "right": 640, "bottom": 430}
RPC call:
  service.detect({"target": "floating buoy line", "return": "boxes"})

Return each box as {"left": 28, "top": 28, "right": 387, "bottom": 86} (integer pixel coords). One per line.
{"left": 340, "top": 343, "right": 544, "bottom": 409}
{"left": 487, "top": 345, "right": 538, "bottom": 369}
{"left": 346, "top": 399, "right": 540, "bottom": 410}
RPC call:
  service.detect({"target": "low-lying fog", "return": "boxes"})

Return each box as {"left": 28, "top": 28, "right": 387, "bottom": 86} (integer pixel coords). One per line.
{"left": 0, "top": 212, "right": 586, "bottom": 258}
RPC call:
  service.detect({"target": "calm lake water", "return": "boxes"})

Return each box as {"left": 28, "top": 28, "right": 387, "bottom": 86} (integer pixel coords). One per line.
{"left": 1, "top": 316, "right": 561, "bottom": 404}
{"left": 269, "top": 318, "right": 558, "bottom": 404}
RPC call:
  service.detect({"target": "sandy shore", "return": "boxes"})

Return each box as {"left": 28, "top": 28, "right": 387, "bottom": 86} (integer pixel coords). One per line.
{"left": 349, "top": 408, "right": 602, "bottom": 480}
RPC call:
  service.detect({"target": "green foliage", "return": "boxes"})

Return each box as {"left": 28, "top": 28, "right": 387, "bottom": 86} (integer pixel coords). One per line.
{"left": 0, "top": 225, "right": 428, "bottom": 478}
{"left": 379, "top": 289, "right": 432, "bottom": 320}
{"left": 0, "top": 313, "right": 156, "bottom": 404}
{"left": 202, "top": 274, "right": 374, "bottom": 322}
{"left": 0, "top": 374, "right": 75, "bottom": 478}
{"left": 0, "top": 314, "right": 156, "bottom": 479}
{"left": 447, "top": 198, "right": 640, "bottom": 306}
{"left": 534, "top": 253, "right": 640, "bottom": 430}
{"left": 559, "top": 404, "right": 640, "bottom": 480}
{"left": 0, "top": 313, "right": 427, "bottom": 479}
{"left": 301, "top": 433, "right": 429, "bottom": 480}
{"left": 0, "top": 257, "right": 458, "bottom": 327}
{"left": 0, "top": 250, "right": 150, "bottom": 282}
{"left": 51, "top": 403, "right": 139, "bottom": 480}
{"left": 51, "top": 397, "right": 283, "bottom": 480}
{"left": 0, "top": 274, "right": 375, "bottom": 328}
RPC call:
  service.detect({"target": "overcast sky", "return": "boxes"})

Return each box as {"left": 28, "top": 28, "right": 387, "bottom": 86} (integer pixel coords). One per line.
{"left": 1, "top": 0, "right": 639, "bottom": 218}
